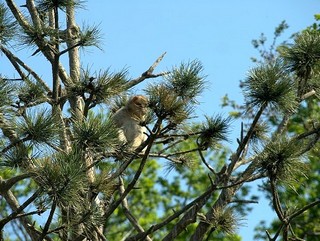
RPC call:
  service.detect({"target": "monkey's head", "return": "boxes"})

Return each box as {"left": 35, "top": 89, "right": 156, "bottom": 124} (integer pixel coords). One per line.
{"left": 127, "top": 95, "right": 149, "bottom": 119}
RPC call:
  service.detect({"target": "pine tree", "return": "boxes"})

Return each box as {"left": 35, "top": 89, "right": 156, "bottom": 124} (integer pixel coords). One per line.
{"left": 0, "top": 1, "right": 320, "bottom": 241}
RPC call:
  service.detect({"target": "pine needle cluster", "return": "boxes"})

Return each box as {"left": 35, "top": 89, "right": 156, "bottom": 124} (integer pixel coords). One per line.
{"left": 256, "top": 137, "right": 309, "bottom": 185}
{"left": 147, "top": 84, "right": 191, "bottom": 124}
{"left": 207, "top": 206, "right": 240, "bottom": 235}
{"left": 18, "top": 80, "right": 47, "bottom": 104}
{"left": 17, "top": 109, "right": 60, "bottom": 146}
{"left": 72, "top": 111, "right": 120, "bottom": 152}
{"left": 0, "top": 78, "right": 14, "bottom": 108}
{"left": 30, "top": 148, "right": 88, "bottom": 207}
{"left": 280, "top": 29, "right": 320, "bottom": 80}
{"left": 197, "top": 115, "right": 231, "bottom": 149}
{"left": 35, "top": 0, "right": 84, "bottom": 11}
{"left": 71, "top": 68, "right": 128, "bottom": 106}
{"left": 164, "top": 60, "right": 206, "bottom": 102}
{"left": 0, "top": 3, "right": 17, "bottom": 45}
{"left": 147, "top": 60, "right": 206, "bottom": 125}
{"left": 243, "top": 60, "right": 297, "bottom": 112}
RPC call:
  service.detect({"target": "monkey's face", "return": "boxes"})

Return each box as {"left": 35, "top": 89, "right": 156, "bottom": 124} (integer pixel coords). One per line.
{"left": 129, "top": 95, "right": 149, "bottom": 118}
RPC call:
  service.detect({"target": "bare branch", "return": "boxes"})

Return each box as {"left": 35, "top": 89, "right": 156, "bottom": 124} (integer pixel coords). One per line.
{"left": 0, "top": 44, "right": 51, "bottom": 92}
{"left": 125, "top": 52, "right": 168, "bottom": 89}
{"left": 0, "top": 173, "right": 34, "bottom": 192}
{"left": 119, "top": 177, "right": 152, "bottom": 241}
{"left": 228, "top": 102, "right": 267, "bottom": 174}
{"left": 126, "top": 185, "right": 217, "bottom": 241}
{"left": 39, "top": 200, "right": 57, "bottom": 241}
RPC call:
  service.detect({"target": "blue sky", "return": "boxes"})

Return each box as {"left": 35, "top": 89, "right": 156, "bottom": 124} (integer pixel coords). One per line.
{"left": 1, "top": 0, "right": 319, "bottom": 240}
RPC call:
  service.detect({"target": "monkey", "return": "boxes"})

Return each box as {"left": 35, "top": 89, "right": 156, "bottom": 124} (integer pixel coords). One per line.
{"left": 112, "top": 95, "right": 149, "bottom": 150}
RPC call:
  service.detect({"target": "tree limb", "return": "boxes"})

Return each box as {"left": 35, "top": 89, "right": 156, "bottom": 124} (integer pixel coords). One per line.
{"left": 125, "top": 52, "right": 168, "bottom": 89}
{"left": 119, "top": 177, "right": 152, "bottom": 241}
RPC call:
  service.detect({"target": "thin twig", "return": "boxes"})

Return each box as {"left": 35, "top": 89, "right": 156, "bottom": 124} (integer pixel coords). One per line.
{"left": 227, "top": 102, "right": 267, "bottom": 175}
{"left": 198, "top": 148, "right": 216, "bottom": 174}
{"left": 270, "top": 178, "right": 285, "bottom": 222}
{"left": 0, "top": 189, "right": 41, "bottom": 230}
{"left": 39, "top": 200, "right": 57, "bottom": 241}
{"left": 125, "top": 52, "right": 168, "bottom": 89}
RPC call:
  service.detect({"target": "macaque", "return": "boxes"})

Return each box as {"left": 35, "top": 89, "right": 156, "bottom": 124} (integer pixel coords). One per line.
{"left": 112, "top": 95, "right": 148, "bottom": 150}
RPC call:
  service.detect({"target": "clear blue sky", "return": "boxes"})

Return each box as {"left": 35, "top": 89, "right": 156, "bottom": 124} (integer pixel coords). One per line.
{"left": 1, "top": 0, "right": 319, "bottom": 240}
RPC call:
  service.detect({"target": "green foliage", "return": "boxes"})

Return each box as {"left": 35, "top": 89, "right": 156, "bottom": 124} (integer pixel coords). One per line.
{"left": 0, "top": 78, "right": 14, "bottom": 108}
{"left": 78, "top": 24, "right": 103, "bottom": 50}
{"left": 72, "top": 68, "right": 128, "bottom": 106}
{"left": 147, "top": 84, "right": 192, "bottom": 124}
{"left": 256, "top": 136, "right": 309, "bottom": 185}
{"left": 243, "top": 60, "right": 297, "bottom": 112}
{"left": 251, "top": 21, "right": 289, "bottom": 64}
{"left": 227, "top": 21, "right": 320, "bottom": 241}
{"left": 18, "top": 80, "right": 47, "bottom": 104}
{"left": 17, "top": 109, "right": 59, "bottom": 145}
{"left": 280, "top": 29, "right": 320, "bottom": 80}
{"left": 197, "top": 115, "right": 231, "bottom": 149}
{"left": 0, "top": 3, "right": 17, "bottom": 45}
{"left": 147, "top": 60, "right": 206, "bottom": 124}
{"left": 165, "top": 60, "right": 206, "bottom": 102}
{"left": 2, "top": 1, "right": 320, "bottom": 241}
{"left": 36, "top": 0, "right": 84, "bottom": 11}
{"left": 209, "top": 207, "right": 241, "bottom": 236}
{"left": 72, "top": 111, "right": 120, "bottom": 151}
{"left": 1, "top": 144, "right": 33, "bottom": 167}
{"left": 31, "top": 147, "right": 88, "bottom": 206}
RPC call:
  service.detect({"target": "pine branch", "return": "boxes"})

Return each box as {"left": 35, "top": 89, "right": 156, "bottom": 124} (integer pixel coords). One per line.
{"left": 0, "top": 173, "right": 33, "bottom": 192}
{"left": 270, "top": 178, "right": 285, "bottom": 222}
{"left": 0, "top": 45, "right": 29, "bottom": 84}
{"left": 288, "top": 199, "right": 320, "bottom": 222}
{"left": 0, "top": 44, "right": 51, "bottom": 92}
{"left": 198, "top": 148, "right": 216, "bottom": 174}
{"left": 228, "top": 102, "right": 267, "bottom": 174}
{"left": 1, "top": 136, "right": 31, "bottom": 154}
{"left": 39, "top": 200, "right": 57, "bottom": 241}
{"left": 0, "top": 189, "right": 41, "bottom": 232}
{"left": 26, "top": 0, "right": 42, "bottom": 28}
{"left": 126, "top": 184, "right": 217, "bottom": 241}
{"left": 119, "top": 177, "right": 152, "bottom": 241}
{"left": 0, "top": 113, "right": 19, "bottom": 143}
{"left": 105, "top": 133, "right": 156, "bottom": 218}
{"left": 5, "top": 0, "right": 33, "bottom": 33}
{"left": 125, "top": 52, "right": 168, "bottom": 89}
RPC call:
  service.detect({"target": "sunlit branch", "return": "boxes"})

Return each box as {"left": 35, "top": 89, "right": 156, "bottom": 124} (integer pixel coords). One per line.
{"left": 125, "top": 52, "right": 169, "bottom": 89}
{"left": 119, "top": 177, "right": 152, "bottom": 241}
{"left": 228, "top": 102, "right": 267, "bottom": 174}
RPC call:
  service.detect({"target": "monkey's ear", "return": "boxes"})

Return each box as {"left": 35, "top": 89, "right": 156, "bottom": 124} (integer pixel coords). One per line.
{"left": 131, "top": 96, "right": 139, "bottom": 102}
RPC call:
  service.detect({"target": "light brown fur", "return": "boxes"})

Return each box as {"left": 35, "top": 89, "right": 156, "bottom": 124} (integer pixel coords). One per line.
{"left": 112, "top": 95, "right": 148, "bottom": 149}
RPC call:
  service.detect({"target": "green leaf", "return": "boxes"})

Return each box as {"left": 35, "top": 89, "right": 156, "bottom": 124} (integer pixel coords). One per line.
{"left": 314, "top": 13, "right": 320, "bottom": 21}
